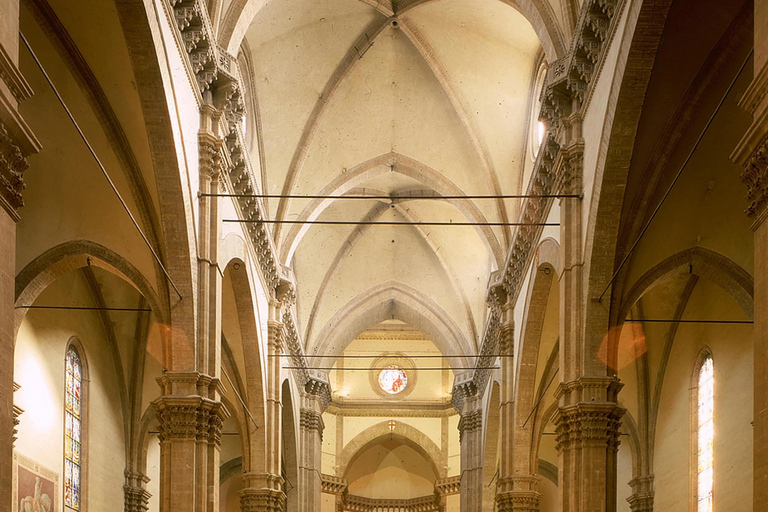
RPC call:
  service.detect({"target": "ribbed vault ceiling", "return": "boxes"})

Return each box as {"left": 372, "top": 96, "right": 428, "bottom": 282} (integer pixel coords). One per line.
{"left": 240, "top": 0, "right": 545, "bottom": 358}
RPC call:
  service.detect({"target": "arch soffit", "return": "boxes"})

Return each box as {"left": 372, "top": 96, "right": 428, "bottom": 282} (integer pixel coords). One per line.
{"left": 580, "top": 0, "right": 673, "bottom": 342}
{"left": 339, "top": 421, "right": 445, "bottom": 479}
{"left": 515, "top": 239, "right": 559, "bottom": 423}
{"left": 14, "top": 240, "right": 166, "bottom": 337}
{"left": 220, "top": 0, "right": 565, "bottom": 62}
{"left": 280, "top": 152, "right": 503, "bottom": 268}
{"left": 222, "top": 257, "right": 268, "bottom": 457}
{"left": 618, "top": 247, "right": 754, "bottom": 323}
{"left": 311, "top": 281, "right": 470, "bottom": 368}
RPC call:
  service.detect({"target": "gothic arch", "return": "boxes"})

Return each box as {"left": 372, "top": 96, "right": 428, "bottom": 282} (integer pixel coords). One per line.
{"left": 223, "top": 258, "right": 269, "bottom": 470}
{"left": 339, "top": 421, "right": 446, "bottom": 479}
{"left": 618, "top": 247, "right": 754, "bottom": 324}
{"left": 311, "top": 281, "right": 471, "bottom": 368}
{"left": 14, "top": 240, "right": 167, "bottom": 350}
{"left": 581, "top": 0, "right": 678, "bottom": 374}
{"left": 514, "top": 237, "right": 560, "bottom": 477}
{"left": 219, "top": 0, "right": 566, "bottom": 62}
{"left": 279, "top": 152, "right": 503, "bottom": 268}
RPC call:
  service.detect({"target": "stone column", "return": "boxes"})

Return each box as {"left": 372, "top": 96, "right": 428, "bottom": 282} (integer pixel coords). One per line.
{"left": 554, "top": 143, "right": 624, "bottom": 512}
{"left": 298, "top": 372, "right": 331, "bottom": 512}
{"left": 493, "top": 296, "right": 540, "bottom": 512}
{"left": 731, "top": 2, "right": 768, "bottom": 506}
{"left": 196, "top": 106, "right": 228, "bottom": 512}
{"left": 152, "top": 373, "right": 229, "bottom": 512}
{"left": 240, "top": 296, "right": 287, "bottom": 511}
{"left": 626, "top": 476, "right": 653, "bottom": 512}
{"left": 0, "top": 17, "right": 40, "bottom": 506}
{"left": 454, "top": 377, "right": 483, "bottom": 512}
{"left": 124, "top": 471, "right": 152, "bottom": 512}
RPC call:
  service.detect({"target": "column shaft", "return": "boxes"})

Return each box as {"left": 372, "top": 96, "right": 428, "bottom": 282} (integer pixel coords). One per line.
{"left": 458, "top": 396, "right": 483, "bottom": 512}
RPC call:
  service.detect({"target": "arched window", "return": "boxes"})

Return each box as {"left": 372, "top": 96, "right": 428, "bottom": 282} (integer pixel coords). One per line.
{"left": 65, "top": 345, "right": 83, "bottom": 510}
{"left": 695, "top": 353, "right": 714, "bottom": 512}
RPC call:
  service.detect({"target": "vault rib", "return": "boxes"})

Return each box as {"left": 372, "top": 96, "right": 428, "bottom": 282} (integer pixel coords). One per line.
{"left": 272, "top": 15, "right": 392, "bottom": 244}
{"left": 301, "top": 198, "right": 479, "bottom": 350}
{"left": 279, "top": 152, "right": 503, "bottom": 268}
{"left": 395, "top": 0, "right": 566, "bottom": 60}
{"left": 398, "top": 16, "right": 511, "bottom": 247}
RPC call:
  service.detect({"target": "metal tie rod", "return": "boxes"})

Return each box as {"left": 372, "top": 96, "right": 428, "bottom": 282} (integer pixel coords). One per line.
{"left": 203, "top": 193, "right": 580, "bottom": 200}
{"left": 283, "top": 366, "right": 500, "bottom": 371}
{"left": 225, "top": 219, "right": 558, "bottom": 226}
{"left": 624, "top": 319, "right": 752, "bottom": 324}
{"left": 16, "top": 305, "right": 153, "bottom": 312}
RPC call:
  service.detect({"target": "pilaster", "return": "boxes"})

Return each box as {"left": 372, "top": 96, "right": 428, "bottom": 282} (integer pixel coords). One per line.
{"left": 0, "top": 47, "right": 39, "bottom": 512}
{"left": 731, "top": 4, "right": 768, "bottom": 505}
{"left": 454, "top": 376, "right": 483, "bottom": 512}
{"left": 298, "top": 372, "right": 331, "bottom": 512}
{"left": 554, "top": 377, "right": 624, "bottom": 512}
{"left": 151, "top": 372, "right": 229, "bottom": 512}
{"left": 493, "top": 289, "right": 517, "bottom": 512}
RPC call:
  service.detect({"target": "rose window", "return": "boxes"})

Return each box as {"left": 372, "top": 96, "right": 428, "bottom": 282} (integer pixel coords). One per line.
{"left": 378, "top": 365, "right": 408, "bottom": 395}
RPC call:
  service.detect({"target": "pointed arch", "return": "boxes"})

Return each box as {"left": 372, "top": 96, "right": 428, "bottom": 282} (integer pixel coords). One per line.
{"left": 339, "top": 421, "right": 446, "bottom": 479}
{"left": 618, "top": 247, "right": 754, "bottom": 325}
{"left": 311, "top": 281, "right": 470, "bottom": 369}
{"left": 280, "top": 152, "right": 503, "bottom": 267}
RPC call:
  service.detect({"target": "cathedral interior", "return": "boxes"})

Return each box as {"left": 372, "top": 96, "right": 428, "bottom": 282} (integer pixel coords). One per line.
{"left": 0, "top": 0, "right": 765, "bottom": 511}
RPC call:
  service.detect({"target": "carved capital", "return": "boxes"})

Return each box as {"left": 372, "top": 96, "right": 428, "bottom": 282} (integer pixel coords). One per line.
{"left": 300, "top": 408, "right": 324, "bottom": 436}
{"left": 240, "top": 473, "right": 285, "bottom": 512}
{"left": 239, "top": 488, "right": 285, "bottom": 512}
{"left": 151, "top": 396, "right": 229, "bottom": 444}
{"left": 458, "top": 409, "right": 482, "bottom": 442}
{"left": 554, "top": 403, "right": 624, "bottom": 452}
{"left": 556, "top": 147, "right": 584, "bottom": 195}
{"left": 741, "top": 135, "right": 768, "bottom": 219}
{"left": 124, "top": 483, "right": 151, "bottom": 512}
{"left": 495, "top": 490, "right": 541, "bottom": 512}
{"left": 0, "top": 121, "right": 29, "bottom": 218}
{"left": 626, "top": 492, "right": 654, "bottom": 512}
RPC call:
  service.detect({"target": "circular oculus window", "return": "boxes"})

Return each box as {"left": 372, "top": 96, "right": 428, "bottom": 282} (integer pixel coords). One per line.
{"left": 378, "top": 365, "right": 408, "bottom": 395}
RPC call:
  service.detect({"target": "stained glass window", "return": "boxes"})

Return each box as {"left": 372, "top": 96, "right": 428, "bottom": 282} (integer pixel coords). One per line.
{"left": 378, "top": 365, "right": 407, "bottom": 395}
{"left": 697, "top": 355, "right": 714, "bottom": 512}
{"left": 65, "top": 346, "right": 82, "bottom": 510}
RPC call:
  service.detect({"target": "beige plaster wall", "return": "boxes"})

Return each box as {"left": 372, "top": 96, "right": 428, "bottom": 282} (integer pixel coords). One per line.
{"left": 345, "top": 439, "right": 436, "bottom": 499}
{"left": 653, "top": 280, "right": 752, "bottom": 511}
{"left": 14, "top": 271, "right": 126, "bottom": 512}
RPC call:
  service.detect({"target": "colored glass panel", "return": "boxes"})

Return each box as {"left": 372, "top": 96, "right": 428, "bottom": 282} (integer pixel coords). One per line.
{"left": 65, "top": 347, "right": 82, "bottom": 511}
{"left": 697, "top": 356, "right": 714, "bottom": 512}
{"left": 378, "top": 366, "right": 407, "bottom": 395}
